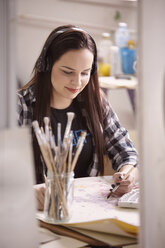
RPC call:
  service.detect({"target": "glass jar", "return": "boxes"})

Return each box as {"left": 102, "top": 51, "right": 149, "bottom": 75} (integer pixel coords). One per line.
{"left": 44, "top": 171, "right": 74, "bottom": 223}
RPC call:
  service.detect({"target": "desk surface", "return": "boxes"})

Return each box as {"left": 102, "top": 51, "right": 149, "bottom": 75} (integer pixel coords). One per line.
{"left": 38, "top": 176, "right": 139, "bottom": 248}
{"left": 99, "top": 76, "right": 138, "bottom": 90}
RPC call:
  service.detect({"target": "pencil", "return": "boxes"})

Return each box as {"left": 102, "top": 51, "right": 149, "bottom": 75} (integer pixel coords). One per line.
{"left": 107, "top": 166, "right": 135, "bottom": 199}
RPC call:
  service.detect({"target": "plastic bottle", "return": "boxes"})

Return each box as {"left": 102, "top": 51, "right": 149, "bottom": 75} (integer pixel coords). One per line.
{"left": 98, "top": 32, "right": 112, "bottom": 76}
{"left": 115, "top": 22, "right": 130, "bottom": 48}
{"left": 115, "top": 23, "right": 137, "bottom": 75}
{"left": 120, "top": 40, "right": 136, "bottom": 74}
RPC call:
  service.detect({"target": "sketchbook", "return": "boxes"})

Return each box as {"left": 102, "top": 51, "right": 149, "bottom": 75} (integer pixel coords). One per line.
{"left": 36, "top": 176, "right": 139, "bottom": 238}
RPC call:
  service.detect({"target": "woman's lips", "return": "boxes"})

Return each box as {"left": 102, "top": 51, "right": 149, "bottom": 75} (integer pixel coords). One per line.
{"left": 65, "top": 87, "right": 79, "bottom": 94}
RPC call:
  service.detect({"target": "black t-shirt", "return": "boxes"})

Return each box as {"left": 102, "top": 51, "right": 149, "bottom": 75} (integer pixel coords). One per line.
{"left": 50, "top": 99, "right": 93, "bottom": 178}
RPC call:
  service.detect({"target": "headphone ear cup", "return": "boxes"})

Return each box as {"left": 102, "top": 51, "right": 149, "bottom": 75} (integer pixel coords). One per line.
{"left": 36, "top": 32, "right": 60, "bottom": 72}
{"left": 45, "top": 56, "right": 51, "bottom": 72}
{"left": 36, "top": 54, "right": 51, "bottom": 72}
{"left": 36, "top": 56, "right": 44, "bottom": 72}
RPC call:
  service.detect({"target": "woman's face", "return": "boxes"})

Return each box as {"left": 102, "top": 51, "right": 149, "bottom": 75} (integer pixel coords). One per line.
{"left": 51, "top": 48, "right": 94, "bottom": 109}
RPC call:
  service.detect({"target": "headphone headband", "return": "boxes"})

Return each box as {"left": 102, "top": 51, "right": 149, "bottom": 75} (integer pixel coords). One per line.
{"left": 36, "top": 27, "right": 97, "bottom": 74}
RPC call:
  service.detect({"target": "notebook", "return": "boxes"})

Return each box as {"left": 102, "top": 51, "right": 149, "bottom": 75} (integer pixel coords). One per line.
{"left": 118, "top": 188, "right": 139, "bottom": 208}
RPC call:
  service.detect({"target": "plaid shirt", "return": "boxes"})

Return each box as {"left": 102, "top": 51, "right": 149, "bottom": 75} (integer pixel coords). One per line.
{"left": 17, "top": 85, "right": 138, "bottom": 177}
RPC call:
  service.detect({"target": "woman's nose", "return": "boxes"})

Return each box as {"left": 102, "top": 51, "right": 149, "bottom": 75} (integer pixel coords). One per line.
{"left": 71, "top": 74, "right": 82, "bottom": 87}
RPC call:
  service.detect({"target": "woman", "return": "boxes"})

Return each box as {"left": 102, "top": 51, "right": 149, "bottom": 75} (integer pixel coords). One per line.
{"left": 17, "top": 25, "right": 138, "bottom": 210}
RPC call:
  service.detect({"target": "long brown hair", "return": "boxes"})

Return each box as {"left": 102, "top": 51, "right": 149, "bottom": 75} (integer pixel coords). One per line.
{"left": 20, "top": 25, "right": 105, "bottom": 181}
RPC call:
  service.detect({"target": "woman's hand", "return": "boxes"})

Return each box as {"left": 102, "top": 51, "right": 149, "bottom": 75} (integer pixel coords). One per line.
{"left": 33, "top": 183, "right": 46, "bottom": 210}
{"left": 111, "top": 165, "right": 138, "bottom": 197}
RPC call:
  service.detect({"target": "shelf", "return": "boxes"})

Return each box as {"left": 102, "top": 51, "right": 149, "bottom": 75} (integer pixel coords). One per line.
{"left": 99, "top": 75, "right": 138, "bottom": 90}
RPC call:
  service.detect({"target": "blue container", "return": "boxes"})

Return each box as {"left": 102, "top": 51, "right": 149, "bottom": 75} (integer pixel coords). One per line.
{"left": 120, "top": 47, "right": 136, "bottom": 74}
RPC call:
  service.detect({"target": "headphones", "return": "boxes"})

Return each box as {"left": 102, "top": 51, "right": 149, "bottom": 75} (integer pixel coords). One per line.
{"left": 36, "top": 27, "right": 97, "bottom": 75}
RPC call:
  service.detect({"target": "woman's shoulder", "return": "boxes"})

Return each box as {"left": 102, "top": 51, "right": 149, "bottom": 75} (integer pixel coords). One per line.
{"left": 17, "top": 84, "right": 35, "bottom": 126}
{"left": 17, "top": 84, "right": 36, "bottom": 105}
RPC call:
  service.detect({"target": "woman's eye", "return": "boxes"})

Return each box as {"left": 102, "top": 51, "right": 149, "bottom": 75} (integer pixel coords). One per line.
{"left": 63, "top": 71, "right": 72, "bottom": 75}
{"left": 62, "top": 70, "right": 90, "bottom": 76}
{"left": 81, "top": 72, "right": 89, "bottom": 76}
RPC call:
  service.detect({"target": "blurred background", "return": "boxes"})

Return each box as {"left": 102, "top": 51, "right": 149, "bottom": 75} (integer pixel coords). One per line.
{"left": 16, "top": 0, "right": 138, "bottom": 134}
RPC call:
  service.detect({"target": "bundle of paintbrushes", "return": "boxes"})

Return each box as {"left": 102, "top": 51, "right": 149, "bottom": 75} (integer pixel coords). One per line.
{"left": 32, "top": 112, "right": 87, "bottom": 222}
